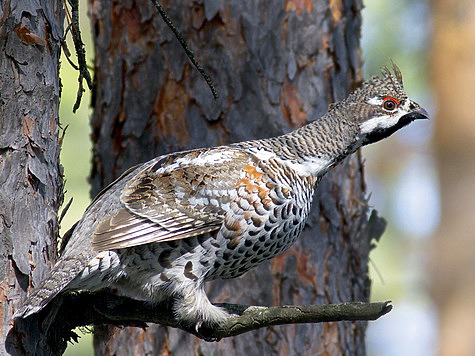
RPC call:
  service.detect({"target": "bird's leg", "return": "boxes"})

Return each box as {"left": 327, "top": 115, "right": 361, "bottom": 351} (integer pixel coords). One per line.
{"left": 173, "top": 287, "right": 230, "bottom": 327}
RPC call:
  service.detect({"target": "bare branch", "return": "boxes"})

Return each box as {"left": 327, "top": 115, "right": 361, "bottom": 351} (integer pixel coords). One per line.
{"left": 206, "top": 302, "right": 392, "bottom": 338}
{"left": 31, "top": 291, "right": 392, "bottom": 346}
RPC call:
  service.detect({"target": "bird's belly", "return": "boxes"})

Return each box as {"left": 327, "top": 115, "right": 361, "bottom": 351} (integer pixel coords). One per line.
{"left": 112, "top": 219, "right": 307, "bottom": 297}
{"left": 66, "top": 200, "right": 310, "bottom": 300}
{"left": 204, "top": 215, "right": 306, "bottom": 280}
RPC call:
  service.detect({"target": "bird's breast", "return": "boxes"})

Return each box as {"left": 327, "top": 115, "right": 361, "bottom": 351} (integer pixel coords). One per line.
{"left": 203, "top": 159, "right": 316, "bottom": 280}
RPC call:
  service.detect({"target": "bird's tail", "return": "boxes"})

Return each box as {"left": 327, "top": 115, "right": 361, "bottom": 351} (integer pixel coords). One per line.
{"left": 14, "top": 255, "right": 87, "bottom": 318}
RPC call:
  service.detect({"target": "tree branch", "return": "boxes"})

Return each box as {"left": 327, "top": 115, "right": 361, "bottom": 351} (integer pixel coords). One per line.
{"left": 7, "top": 289, "right": 391, "bottom": 355}
{"left": 207, "top": 302, "right": 393, "bottom": 338}
{"left": 45, "top": 291, "right": 392, "bottom": 342}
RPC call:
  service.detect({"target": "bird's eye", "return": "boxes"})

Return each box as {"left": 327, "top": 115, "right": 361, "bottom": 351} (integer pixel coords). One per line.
{"left": 382, "top": 97, "right": 399, "bottom": 111}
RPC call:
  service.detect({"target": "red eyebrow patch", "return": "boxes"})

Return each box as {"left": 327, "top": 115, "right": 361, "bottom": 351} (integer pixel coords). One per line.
{"left": 382, "top": 96, "right": 399, "bottom": 105}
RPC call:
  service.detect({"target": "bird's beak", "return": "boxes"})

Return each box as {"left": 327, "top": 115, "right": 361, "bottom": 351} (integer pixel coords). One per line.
{"left": 412, "top": 107, "right": 430, "bottom": 120}
{"left": 403, "top": 102, "right": 430, "bottom": 121}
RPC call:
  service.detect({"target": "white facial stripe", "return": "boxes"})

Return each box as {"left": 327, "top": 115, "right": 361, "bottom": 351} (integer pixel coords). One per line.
{"left": 367, "top": 97, "right": 383, "bottom": 106}
{"left": 368, "top": 96, "right": 411, "bottom": 109}
{"left": 360, "top": 112, "right": 405, "bottom": 135}
{"left": 361, "top": 114, "right": 390, "bottom": 134}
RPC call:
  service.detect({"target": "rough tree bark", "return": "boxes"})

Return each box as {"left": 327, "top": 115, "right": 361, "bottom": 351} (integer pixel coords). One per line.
{"left": 0, "top": 0, "right": 64, "bottom": 354}
{"left": 89, "top": 0, "right": 384, "bottom": 355}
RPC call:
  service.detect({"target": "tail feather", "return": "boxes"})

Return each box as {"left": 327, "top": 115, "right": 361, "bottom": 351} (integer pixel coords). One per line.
{"left": 14, "top": 255, "right": 88, "bottom": 318}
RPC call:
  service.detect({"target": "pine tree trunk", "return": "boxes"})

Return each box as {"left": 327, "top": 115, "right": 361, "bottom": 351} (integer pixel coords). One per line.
{"left": 0, "top": 1, "right": 64, "bottom": 354}
{"left": 89, "top": 0, "right": 381, "bottom": 354}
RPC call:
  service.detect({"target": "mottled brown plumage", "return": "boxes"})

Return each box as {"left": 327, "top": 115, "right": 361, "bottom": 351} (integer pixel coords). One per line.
{"left": 15, "top": 65, "right": 428, "bottom": 327}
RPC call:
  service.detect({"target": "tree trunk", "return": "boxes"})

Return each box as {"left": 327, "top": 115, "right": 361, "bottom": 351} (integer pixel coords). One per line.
{"left": 0, "top": 0, "right": 64, "bottom": 354}
{"left": 430, "top": 0, "right": 475, "bottom": 355}
{"left": 89, "top": 0, "right": 382, "bottom": 354}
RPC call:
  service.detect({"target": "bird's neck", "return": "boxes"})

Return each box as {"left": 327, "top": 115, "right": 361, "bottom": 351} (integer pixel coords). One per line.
{"left": 239, "top": 113, "right": 360, "bottom": 177}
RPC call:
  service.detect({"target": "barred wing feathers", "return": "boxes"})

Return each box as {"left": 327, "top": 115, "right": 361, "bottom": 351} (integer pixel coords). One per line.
{"left": 92, "top": 148, "right": 250, "bottom": 251}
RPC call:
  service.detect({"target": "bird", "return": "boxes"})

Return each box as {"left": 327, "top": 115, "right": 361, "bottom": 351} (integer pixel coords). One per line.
{"left": 14, "top": 64, "right": 428, "bottom": 329}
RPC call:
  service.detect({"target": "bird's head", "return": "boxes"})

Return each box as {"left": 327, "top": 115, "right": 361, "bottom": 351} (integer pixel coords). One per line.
{"left": 342, "top": 63, "right": 429, "bottom": 146}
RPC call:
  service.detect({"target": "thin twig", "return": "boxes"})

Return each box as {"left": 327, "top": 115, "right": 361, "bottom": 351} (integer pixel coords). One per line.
{"left": 59, "top": 197, "right": 73, "bottom": 224}
{"left": 61, "top": 23, "right": 79, "bottom": 70}
{"left": 66, "top": 0, "right": 92, "bottom": 112}
{"left": 150, "top": 0, "right": 218, "bottom": 99}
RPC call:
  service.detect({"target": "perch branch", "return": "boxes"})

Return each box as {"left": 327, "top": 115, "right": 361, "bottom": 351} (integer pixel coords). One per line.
{"left": 47, "top": 291, "right": 392, "bottom": 341}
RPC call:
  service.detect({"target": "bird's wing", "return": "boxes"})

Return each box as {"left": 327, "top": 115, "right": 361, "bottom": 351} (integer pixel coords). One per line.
{"left": 91, "top": 148, "right": 251, "bottom": 251}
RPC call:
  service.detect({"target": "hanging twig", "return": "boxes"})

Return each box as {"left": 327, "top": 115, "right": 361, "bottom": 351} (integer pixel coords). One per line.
{"left": 58, "top": 197, "right": 73, "bottom": 224}
{"left": 150, "top": 0, "right": 218, "bottom": 99}
{"left": 65, "top": 0, "right": 93, "bottom": 112}
{"left": 61, "top": 23, "right": 79, "bottom": 71}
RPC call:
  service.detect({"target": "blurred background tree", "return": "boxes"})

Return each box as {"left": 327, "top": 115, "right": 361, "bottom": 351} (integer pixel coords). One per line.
{"left": 430, "top": 0, "right": 475, "bottom": 355}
